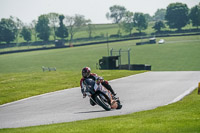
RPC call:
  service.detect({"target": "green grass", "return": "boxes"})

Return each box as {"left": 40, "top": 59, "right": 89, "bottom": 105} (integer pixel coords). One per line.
{"left": 133, "top": 36, "right": 200, "bottom": 71}
{"left": 50, "top": 22, "right": 197, "bottom": 39}
{"left": 0, "top": 35, "right": 199, "bottom": 132}
{"left": 0, "top": 35, "right": 199, "bottom": 105}
{"left": 0, "top": 35, "right": 199, "bottom": 73}
{"left": 0, "top": 70, "right": 144, "bottom": 105}
{"left": 1, "top": 88, "right": 199, "bottom": 133}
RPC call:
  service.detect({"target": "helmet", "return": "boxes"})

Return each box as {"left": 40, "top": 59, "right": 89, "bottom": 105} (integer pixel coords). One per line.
{"left": 82, "top": 67, "right": 91, "bottom": 78}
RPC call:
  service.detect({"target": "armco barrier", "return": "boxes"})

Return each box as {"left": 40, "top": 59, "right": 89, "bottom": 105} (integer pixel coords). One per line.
{"left": 119, "top": 64, "right": 151, "bottom": 70}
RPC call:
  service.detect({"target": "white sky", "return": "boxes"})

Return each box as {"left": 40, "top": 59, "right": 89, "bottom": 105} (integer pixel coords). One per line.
{"left": 0, "top": 0, "right": 199, "bottom": 24}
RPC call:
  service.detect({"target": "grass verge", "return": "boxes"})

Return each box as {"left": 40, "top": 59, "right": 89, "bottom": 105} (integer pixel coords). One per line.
{"left": 0, "top": 70, "right": 145, "bottom": 105}
{"left": 0, "top": 88, "right": 199, "bottom": 133}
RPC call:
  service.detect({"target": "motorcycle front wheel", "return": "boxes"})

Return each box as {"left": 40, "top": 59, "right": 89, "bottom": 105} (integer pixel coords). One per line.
{"left": 95, "top": 92, "right": 111, "bottom": 111}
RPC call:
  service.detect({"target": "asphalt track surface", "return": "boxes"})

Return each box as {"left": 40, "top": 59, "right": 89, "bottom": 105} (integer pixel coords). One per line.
{"left": 0, "top": 71, "right": 200, "bottom": 129}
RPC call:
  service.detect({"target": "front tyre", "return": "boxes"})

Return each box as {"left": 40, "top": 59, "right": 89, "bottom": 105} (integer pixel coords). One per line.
{"left": 95, "top": 93, "right": 111, "bottom": 111}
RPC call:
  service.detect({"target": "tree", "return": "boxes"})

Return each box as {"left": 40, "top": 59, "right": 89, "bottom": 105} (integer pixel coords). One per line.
{"left": 0, "top": 18, "right": 17, "bottom": 44}
{"left": 153, "top": 9, "right": 166, "bottom": 21}
{"left": 10, "top": 16, "right": 24, "bottom": 43}
{"left": 47, "top": 12, "right": 59, "bottom": 40}
{"left": 20, "top": 26, "right": 31, "bottom": 42}
{"left": 86, "top": 20, "right": 96, "bottom": 39}
{"left": 165, "top": 2, "right": 189, "bottom": 30}
{"left": 30, "top": 20, "right": 37, "bottom": 41}
{"left": 144, "top": 13, "right": 153, "bottom": 22}
{"left": 133, "top": 12, "right": 148, "bottom": 33}
{"left": 189, "top": 4, "right": 200, "bottom": 29}
{"left": 106, "top": 5, "right": 126, "bottom": 23}
{"left": 120, "top": 11, "right": 134, "bottom": 36}
{"left": 152, "top": 21, "right": 166, "bottom": 32}
{"left": 56, "top": 15, "right": 68, "bottom": 39}
{"left": 65, "top": 14, "right": 89, "bottom": 44}
{"left": 35, "top": 15, "right": 50, "bottom": 41}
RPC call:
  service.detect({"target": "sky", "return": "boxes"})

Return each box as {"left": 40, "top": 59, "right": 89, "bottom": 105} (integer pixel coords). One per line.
{"left": 0, "top": 0, "right": 199, "bottom": 24}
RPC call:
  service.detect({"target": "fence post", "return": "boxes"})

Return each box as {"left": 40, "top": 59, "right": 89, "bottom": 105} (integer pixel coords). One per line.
{"left": 110, "top": 48, "right": 113, "bottom": 56}
{"left": 128, "top": 48, "right": 131, "bottom": 70}
{"left": 198, "top": 82, "right": 200, "bottom": 95}
{"left": 119, "top": 49, "right": 122, "bottom": 66}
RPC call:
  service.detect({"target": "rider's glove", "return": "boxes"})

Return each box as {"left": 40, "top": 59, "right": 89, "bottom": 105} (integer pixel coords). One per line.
{"left": 83, "top": 92, "right": 86, "bottom": 98}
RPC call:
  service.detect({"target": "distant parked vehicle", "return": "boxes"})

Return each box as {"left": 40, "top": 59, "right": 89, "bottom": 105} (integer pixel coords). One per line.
{"left": 158, "top": 39, "right": 165, "bottom": 44}
{"left": 149, "top": 38, "right": 156, "bottom": 44}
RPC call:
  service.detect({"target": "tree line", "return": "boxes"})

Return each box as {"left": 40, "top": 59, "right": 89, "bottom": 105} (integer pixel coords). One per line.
{"left": 107, "top": 3, "right": 200, "bottom": 35}
{"left": 0, "top": 2, "right": 200, "bottom": 44}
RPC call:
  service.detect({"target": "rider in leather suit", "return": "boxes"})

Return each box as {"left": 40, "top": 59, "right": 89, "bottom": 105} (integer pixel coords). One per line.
{"left": 80, "top": 67, "right": 117, "bottom": 106}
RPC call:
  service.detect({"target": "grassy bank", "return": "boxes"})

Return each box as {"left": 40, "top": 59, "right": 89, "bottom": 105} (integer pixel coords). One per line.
{"left": 0, "top": 70, "right": 144, "bottom": 105}
{"left": 0, "top": 35, "right": 199, "bottom": 104}
{"left": 1, "top": 89, "right": 199, "bottom": 133}
{"left": 0, "top": 35, "right": 200, "bottom": 73}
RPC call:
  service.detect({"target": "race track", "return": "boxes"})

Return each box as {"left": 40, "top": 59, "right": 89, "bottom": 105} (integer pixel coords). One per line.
{"left": 0, "top": 71, "right": 200, "bottom": 129}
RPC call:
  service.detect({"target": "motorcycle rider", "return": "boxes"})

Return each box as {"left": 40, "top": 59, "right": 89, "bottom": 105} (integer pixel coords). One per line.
{"left": 80, "top": 67, "right": 117, "bottom": 106}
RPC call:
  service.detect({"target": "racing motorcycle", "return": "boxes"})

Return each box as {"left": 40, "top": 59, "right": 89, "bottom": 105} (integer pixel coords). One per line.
{"left": 83, "top": 78, "right": 122, "bottom": 111}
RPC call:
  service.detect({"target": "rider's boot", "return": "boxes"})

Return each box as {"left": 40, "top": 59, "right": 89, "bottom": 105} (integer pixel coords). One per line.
{"left": 102, "top": 82, "right": 117, "bottom": 96}
{"left": 108, "top": 86, "right": 117, "bottom": 98}
{"left": 108, "top": 86, "right": 117, "bottom": 99}
{"left": 116, "top": 103, "right": 122, "bottom": 109}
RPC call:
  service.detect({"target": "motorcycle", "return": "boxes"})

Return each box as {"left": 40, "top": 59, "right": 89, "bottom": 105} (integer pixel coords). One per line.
{"left": 83, "top": 78, "right": 122, "bottom": 111}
